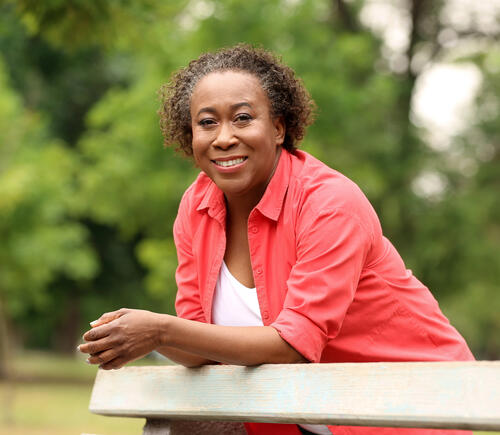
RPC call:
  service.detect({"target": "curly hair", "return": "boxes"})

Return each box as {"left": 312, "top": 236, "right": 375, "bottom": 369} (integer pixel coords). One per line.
{"left": 158, "top": 44, "right": 315, "bottom": 156}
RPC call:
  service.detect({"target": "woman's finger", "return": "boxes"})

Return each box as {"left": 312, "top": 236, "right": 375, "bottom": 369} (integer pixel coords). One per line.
{"left": 78, "top": 336, "right": 114, "bottom": 355}
{"left": 87, "top": 348, "right": 118, "bottom": 366}
{"left": 82, "top": 322, "right": 112, "bottom": 342}
{"left": 90, "top": 308, "right": 129, "bottom": 328}
{"left": 99, "top": 356, "right": 126, "bottom": 370}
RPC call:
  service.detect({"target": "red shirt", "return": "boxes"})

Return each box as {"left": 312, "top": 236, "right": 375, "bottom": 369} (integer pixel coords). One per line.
{"left": 174, "top": 149, "right": 473, "bottom": 435}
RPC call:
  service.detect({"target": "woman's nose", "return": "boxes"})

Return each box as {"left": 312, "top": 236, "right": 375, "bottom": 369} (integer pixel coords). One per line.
{"left": 213, "top": 122, "right": 237, "bottom": 149}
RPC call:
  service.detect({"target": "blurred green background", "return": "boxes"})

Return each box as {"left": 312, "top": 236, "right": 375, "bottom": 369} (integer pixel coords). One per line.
{"left": 0, "top": 0, "right": 499, "bottom": 433}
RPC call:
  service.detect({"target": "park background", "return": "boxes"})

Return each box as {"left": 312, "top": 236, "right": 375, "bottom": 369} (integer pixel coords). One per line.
{"left": 0, "top": 0, "right": 499, "bottom": 434}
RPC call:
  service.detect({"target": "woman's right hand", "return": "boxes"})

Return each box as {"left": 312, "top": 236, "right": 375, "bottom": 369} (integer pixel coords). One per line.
{"left": 78, "top": 308, "right": 165, "bottom": 370}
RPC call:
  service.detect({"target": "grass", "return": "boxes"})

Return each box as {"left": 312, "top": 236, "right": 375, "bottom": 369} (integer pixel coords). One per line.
{"left": 11, "top": 349, "right": 99, "bottom": 382}
{"left": 0, "top": 381, "right": 144, "bottom": 435}
{"left": 0, "top": 351, "right": 498, "bottom": 435}
{"left": 0, "top": 350, "right": 166, "bottom": 435}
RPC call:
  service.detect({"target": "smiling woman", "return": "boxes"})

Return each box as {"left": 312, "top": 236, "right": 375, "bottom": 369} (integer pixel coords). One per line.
{"left": 78, "top": 44, "right": 474, "bottom": 435}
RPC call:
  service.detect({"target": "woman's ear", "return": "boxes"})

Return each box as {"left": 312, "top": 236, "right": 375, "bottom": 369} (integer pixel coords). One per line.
{"left": 274, "top": 116, "right": 286, "bottom": 146}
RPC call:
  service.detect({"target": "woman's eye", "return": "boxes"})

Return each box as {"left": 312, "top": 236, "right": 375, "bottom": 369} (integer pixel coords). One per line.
{"left": 199, "top": 118, "right": 216, "bottom": 127}
{"left": 235, "top": 113, "right": 252, "bottom": 123}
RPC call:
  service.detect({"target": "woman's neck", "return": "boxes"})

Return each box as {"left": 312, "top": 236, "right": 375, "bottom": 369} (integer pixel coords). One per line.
{"left": 224, "top": 193, "right": 260, "bottom": 221}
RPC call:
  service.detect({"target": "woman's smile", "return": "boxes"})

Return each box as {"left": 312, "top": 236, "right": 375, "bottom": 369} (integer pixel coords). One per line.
{"left": 212, "top": 156, "right": 248, "bottom": 170}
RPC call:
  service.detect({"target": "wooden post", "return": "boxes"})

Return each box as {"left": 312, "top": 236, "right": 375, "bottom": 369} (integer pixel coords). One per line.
{"left": 142, "top": 419, "right": 246, "bottom": 434}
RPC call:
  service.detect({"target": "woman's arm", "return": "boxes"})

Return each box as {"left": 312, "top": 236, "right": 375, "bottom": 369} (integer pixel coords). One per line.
{"left": 158, "top": 315, "right": 306, "bottom": 366}
{"left": 78, "top": 308, "right": 305, "bottom": 370}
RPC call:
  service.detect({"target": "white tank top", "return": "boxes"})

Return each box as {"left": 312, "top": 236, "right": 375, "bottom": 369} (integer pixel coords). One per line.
{"left": 212, "top": 262, "right": 332, "bottom": 435}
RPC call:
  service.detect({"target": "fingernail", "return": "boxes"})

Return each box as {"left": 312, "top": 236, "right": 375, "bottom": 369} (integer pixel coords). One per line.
{"left": 76, "top": 345, "right": 81, "bottom": 352}
{"left": 90, "top": 320, "right": 98, "bottom": 326}
{"left": 86, "top": 359, "right": 91, "bottom": 364}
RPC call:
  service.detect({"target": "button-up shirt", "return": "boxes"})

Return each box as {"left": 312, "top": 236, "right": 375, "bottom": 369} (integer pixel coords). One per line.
{"left": 174, "top": 149, "right": 473, "bottom": 365}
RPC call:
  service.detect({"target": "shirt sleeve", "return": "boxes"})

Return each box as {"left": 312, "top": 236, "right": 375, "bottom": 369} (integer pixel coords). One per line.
{"left": 173, "top": 194, "right": 206, "bottom": 323}
{"left": 271, "top": 207, "right": 372, "bottom": 363}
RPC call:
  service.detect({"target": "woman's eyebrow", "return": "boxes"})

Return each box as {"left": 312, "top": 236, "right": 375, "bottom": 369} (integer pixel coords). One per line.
{"left": 231, "top": 102, "right": 252, "bottom": 110}
{"left": 196, "top": 107, "right": 216, "bottom": 116}
{"left": 196, "top": 102, "right": 252, "bottom": 117}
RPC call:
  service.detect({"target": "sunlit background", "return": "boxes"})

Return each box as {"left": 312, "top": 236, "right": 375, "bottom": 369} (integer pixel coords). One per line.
{"left": 0, "top": 0, "right": 499, "bottom": 434}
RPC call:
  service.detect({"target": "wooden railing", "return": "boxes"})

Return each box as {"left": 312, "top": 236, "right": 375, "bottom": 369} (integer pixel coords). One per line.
{"left": 88, "top": 361, "right": 500, "bottom": 434}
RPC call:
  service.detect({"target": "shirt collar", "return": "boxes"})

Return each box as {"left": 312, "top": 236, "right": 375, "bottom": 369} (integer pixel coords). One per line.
{"left": 196, "top": 178, "right": 225, "bottom": 222}
{"left": 196, "top": 148, "right": 291, "bottom": 222}
{"left": 254, "top": 148, "right": 290, "bottom": 221}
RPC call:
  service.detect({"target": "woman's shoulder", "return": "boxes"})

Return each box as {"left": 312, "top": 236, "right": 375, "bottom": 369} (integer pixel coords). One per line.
{"left": 289, "top": 150, "right": 377, "bottom": 222}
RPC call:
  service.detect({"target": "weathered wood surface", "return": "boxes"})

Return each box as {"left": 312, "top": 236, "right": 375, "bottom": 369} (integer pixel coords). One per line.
{"left": 89, "top": 362, "right": 500, "bottom": 431}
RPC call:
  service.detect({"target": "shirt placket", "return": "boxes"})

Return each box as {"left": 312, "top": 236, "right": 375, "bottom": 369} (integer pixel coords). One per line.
{"left": 248, "top": 211, "right": 271, "bottom": 325}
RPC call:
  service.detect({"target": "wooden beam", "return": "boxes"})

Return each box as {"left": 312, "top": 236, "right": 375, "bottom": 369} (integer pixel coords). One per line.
{"left": 89, "top": 362, "right": 500, "bottom": 431}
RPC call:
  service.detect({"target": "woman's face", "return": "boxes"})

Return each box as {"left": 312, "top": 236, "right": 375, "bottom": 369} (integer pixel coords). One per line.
{"left": 190, "top": 70, "right": 285, "bottom": 204}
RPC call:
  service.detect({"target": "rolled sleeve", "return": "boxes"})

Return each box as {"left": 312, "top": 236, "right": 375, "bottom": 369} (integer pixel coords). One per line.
{"left": 271, "top": 208, "right": 372, "bottom": 362}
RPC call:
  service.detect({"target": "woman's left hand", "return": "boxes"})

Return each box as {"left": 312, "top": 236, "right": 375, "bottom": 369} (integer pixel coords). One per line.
{"left": 78, "top": 308, "right": 164, "bottom": 370}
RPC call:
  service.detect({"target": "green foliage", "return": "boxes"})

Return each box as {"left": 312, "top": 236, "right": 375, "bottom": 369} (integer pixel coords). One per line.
{"left": 137, "top": 238, "right": 178, "bottom": 312}
{"left": 0, "top": 59, "right": 97, "bottom": 317}
{"left": 8, "top": 0, "right": 187, "bottom": 50}
{"left": 78, "top": 77, "right": 196, "bottom": 238}
{"left": 437, "top": 49, "right": 500, "bottom": 358}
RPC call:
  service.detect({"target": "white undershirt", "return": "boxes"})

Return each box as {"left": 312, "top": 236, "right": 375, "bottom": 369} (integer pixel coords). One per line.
{"left": 212, "top": 262, "right": 332, "bottom": 435}
{"left": 212, "top": 261, "right": 261, "bottom": 326}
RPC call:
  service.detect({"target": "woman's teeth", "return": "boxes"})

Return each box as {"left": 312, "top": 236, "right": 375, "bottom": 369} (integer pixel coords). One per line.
{"left": 215, "top": 157, "right": 246, "bottom": 167}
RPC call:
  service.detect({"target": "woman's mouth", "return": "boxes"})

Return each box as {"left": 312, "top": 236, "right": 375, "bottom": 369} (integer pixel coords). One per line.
{"left": 212, "top": 157, "right": 247, "bottom": 168}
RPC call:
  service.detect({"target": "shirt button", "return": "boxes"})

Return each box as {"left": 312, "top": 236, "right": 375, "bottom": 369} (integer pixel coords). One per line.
{"left": 256, "top": 268, "right": 263, "bottom": 275}
{"left": 263, "top": 311, "right": 269, "bottom": 319}
{"left": 251, "top": 226, "right": 258, "bottom": 234}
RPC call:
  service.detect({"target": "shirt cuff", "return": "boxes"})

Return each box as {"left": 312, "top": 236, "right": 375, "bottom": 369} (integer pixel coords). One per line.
{"left": 271, "top": 308, "right": 327, "bottom": 363}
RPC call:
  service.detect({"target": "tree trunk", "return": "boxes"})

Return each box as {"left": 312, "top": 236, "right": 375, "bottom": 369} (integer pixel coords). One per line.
{"left": 388, "top": 0, "right": 431, "bottom": 252}
{"left": 0, "top": 296, "right": 10, "bottom": 379}
{"left": 54, "top": 294, "right": 81, "bottom": 354}
{"left": 332, "top": 0, "right": 358, "bottom": 32}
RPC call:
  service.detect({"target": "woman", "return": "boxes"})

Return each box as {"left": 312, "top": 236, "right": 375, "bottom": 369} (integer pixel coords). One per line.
{"left": 79, "top": 45, "right": 474, "bottom": 435}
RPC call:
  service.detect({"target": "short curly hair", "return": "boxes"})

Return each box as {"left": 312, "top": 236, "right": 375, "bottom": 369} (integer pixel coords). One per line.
{"left": 158, "top": 44, "right": 315, "bottom": 156}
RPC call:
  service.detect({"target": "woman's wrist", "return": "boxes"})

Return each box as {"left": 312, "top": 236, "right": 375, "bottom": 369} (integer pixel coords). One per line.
{"left": 154, "top": 312, "right": 172, "bottom": 348}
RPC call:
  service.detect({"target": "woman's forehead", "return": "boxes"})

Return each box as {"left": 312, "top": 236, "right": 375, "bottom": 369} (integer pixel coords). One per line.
{"left": 190, "top": 70, "right": 269, "bottom": 112}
